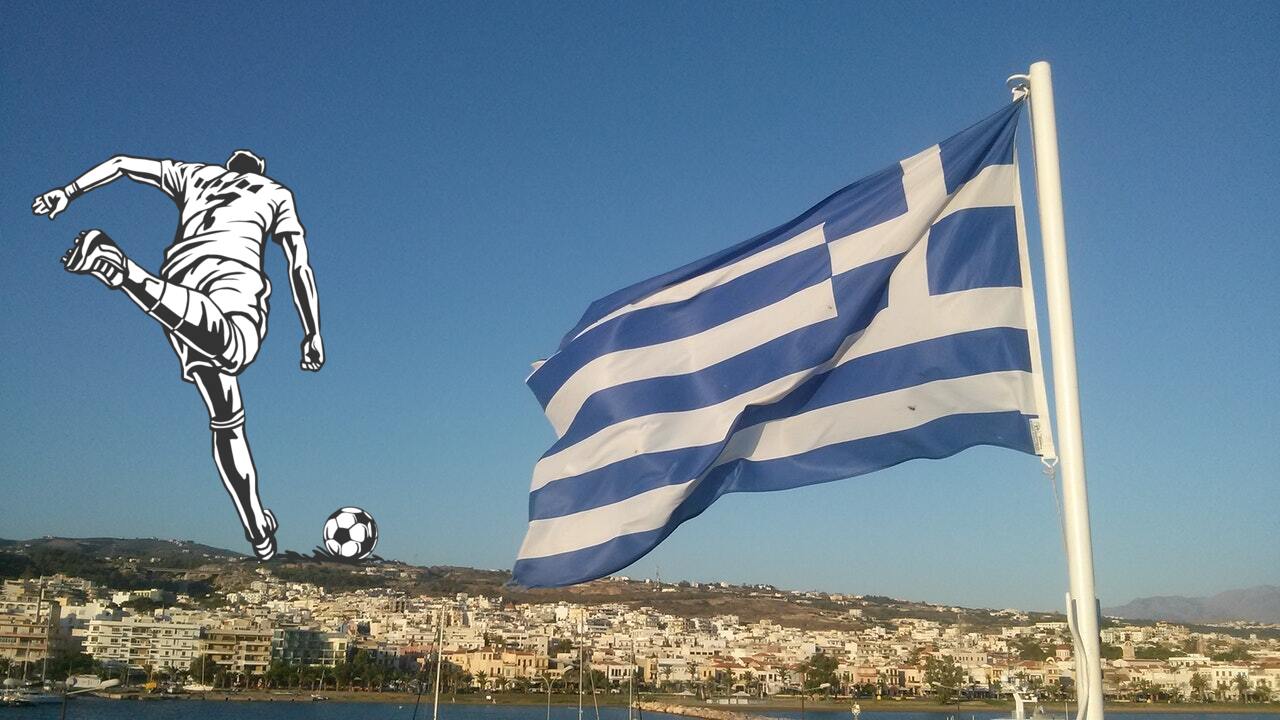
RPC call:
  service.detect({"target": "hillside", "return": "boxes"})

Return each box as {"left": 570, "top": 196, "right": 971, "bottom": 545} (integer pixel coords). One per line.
{"left": 1105, "top": 586, "right": 1280, "bottom": 625}
{"left": 2, "top": 536, "right": 1067, "bottom": 631}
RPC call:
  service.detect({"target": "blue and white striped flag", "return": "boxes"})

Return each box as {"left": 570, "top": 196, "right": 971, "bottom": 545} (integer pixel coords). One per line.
{"left": 514, "top": 101, "right": 1055, "bottom": 587}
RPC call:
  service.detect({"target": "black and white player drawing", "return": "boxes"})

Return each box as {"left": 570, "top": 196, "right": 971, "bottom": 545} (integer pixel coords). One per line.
{"left": 32, "top": 150, "right": 323, "bottom": 561}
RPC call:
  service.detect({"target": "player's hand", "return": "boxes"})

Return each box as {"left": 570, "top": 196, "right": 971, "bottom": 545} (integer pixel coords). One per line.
{"left": 32, "top": 188, "right": 70, "bottom": 220}
{"left": 301, "top": 333, "right": 325, "bottom": 372}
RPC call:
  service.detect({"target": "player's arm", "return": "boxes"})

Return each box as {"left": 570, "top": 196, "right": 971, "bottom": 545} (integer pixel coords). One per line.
{"left": 279, "top": 231, "right": 324, "bottom": 372}
{"left": 31, "top": 155, "right": 165, "bottom": 220}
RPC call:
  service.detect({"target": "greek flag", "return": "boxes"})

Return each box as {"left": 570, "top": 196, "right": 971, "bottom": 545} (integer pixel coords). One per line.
{"left": 514, "top": 101, "right": 1055, "bottom": 587}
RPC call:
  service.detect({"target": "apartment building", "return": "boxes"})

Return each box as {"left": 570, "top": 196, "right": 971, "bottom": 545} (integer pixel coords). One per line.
{"left": 0, "top": 599, "right": 60, "bottom": 665}
{"left": 84, "top": 618, "right": 202, "bottom": 670}
{"left": 204, "top": 626, "right": 272, "bottom": 675}
{"left": 271, "top": 628, "right": 351, "bottom": 667}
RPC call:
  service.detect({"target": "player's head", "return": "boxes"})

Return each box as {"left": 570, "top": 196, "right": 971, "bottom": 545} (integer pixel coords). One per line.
{"left": 226, "top": 149, "right": 266, "bottom": 175}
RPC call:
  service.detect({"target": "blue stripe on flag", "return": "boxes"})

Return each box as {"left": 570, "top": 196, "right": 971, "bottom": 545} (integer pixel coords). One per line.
{"left": 529, "top": 243, "right": 833, "bottom": 409}
{"left": 808, "top": 163, "right": 908, "bottom": 240}
{"left": 552, "top": 156, "right": 909, "bottom": 351}
{"left": 514, "top": 409, "right": 1036, "bottom": 587}
{"left": 529, "top": 327, "right": 1032, "bottom": 520}
{"left": 938, "top": 102, "right": 1022, "bottom": 194}
{"left": 545, "top": 254, "right": 900, "bottom": 452}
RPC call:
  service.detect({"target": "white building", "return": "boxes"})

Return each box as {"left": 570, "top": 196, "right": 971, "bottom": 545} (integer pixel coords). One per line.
{"left": 85, "top": 618, "right": 203, "bottom": 670}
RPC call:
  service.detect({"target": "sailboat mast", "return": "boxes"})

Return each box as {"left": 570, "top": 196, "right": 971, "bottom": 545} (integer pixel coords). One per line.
{"left": 578, "top": 620, "right": 584, "bottom": 720}
{"left": 432, "top": 606, "right": 445, "bottom": 720}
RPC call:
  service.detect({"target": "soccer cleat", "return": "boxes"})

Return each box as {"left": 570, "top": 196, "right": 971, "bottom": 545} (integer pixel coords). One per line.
{"left": 62, "top": 229, "right": 126, "bottom": 288}
{"left": 249, "top": 509, "right": 278, "bottom": 562}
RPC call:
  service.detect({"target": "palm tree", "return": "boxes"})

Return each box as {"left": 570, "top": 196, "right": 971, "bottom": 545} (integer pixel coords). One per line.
{"left": 1189, "top": 672, "right": 1208, "bottom": 702}
{"left": 1253, "top": 681, "right": 1271, "bottom": 703}
{"left": 1232, "top": 673, "right": 1250, "bottom": 703}
{"left": 476, "top": 670, "right": 489, "bottom": 691}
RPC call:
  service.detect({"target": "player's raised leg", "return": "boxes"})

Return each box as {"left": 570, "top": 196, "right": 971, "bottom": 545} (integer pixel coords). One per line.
{"left": 190, "top": 365, "right": 278, "bottom": 561}
{"left": 62, "top": 229, "right": 257, "bottom": 374}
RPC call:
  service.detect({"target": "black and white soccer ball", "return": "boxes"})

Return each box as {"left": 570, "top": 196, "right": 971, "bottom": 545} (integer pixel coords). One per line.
{"left": 322, "top": 507, "right": 378, "bottom": 560}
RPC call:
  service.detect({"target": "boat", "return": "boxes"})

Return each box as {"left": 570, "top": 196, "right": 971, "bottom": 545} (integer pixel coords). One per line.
{"left": 0, "top": 687, "right": 62, "bottom": 705}
{"left": 996, "top": 689, "right": 1041, "bottom": 720}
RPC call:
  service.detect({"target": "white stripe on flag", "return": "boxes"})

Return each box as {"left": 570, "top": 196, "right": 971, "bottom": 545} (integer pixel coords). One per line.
{"left": 938, "top": 163, "right": 1019, "bottom": 221}
{"left": 715, "top": 369, "right": 1038, "bottom": 465}
{"left": 521, "top": 370, "right": 1038, "bottom": 561}
{"left": 544, "top": 278, "right": 838, "bottom": 435}
{"left": 839, "top": 286, "right": 1026, "bottom": 363}
{"left": 827, "top": 155, "right": 1017, "bottom": 277}
{"left": 533, "top": 286, "right": 1026, "bottom": 489}
{"left": 827, "top": 146, "right": 945, "bottom": 276}
{"left": 532, "top": 362, "right": 820, "bottom": 491}
{"left": 518, "top": 480, "right": 698, "bottom": 560}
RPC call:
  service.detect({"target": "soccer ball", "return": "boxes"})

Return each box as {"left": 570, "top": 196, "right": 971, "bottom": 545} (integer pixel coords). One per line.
{"left": 322, "top": 507, "right": 378, "bottom": 560}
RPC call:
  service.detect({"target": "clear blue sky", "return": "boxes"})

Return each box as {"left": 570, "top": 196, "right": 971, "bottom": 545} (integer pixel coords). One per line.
{"left": 1, "top": 1, "right": 1276, "bottom": 611}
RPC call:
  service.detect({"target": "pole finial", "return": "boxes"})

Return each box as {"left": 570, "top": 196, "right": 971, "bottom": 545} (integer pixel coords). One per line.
{"left": 1007, "top": 74, "right": 1031, "bottom": 101}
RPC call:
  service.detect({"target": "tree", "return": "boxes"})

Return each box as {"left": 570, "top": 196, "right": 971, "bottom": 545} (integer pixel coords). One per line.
{"left": 1134, "top": 644, "right": 1174, "bottom": 661}
{"left": 923, "top": 655, "right": 966, "bottom": 704}
{"left": 1124, "top": 678, "right": 1153, "bottom": 701}
{"left": 41, "top": 651, "right": 96, "bottom": 681}
{"left": 1211, "top": 646, "right": 1251, "bottom": 663}
{"left": 741, "top": 670, "right": 757, "bottom": 696}
{"left": 587, "top": 668, "right": 609, "bottom": 693}
{"left": 800, "top": 653, "right": 838, "bottom": 697}
{"left": 265, "top": 660, "right": 292, "bottom": 688}
{"left": 122, "top": 596, "right": 166, "bottom": 614}
{"left": 1254, "top": 681, "right": 1271, "bottom": 703}
{"left": 334, "top": 661, "right": 353, "bottom": 690}
{"left": 1189, "top": 672, "right": 1209, "bottom": 702}
{"left": 190, "top": 654, "right": 222, "bottom": 686}
{"left": 1011, "top": 638, "right": 1049, "bottom": 661}
{"left": 1233, "top": 673, "right": 1251, "bottom": 703}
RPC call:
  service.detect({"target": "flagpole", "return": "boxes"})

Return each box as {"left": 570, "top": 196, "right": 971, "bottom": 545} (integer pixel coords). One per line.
{"left": 1013, "top": 60, "right": 1105, "bottom": 720}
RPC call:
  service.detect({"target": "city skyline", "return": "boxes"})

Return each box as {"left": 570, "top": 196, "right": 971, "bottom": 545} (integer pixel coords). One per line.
{"left": 2, "top": 1, "right": 1277, "bottom": 612}
{"left": 3, "top": 565, "right": 1277, "bottom": 703}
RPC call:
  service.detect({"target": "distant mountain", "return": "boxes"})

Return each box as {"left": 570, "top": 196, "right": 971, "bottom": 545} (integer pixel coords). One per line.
{"left": 1106, "top": 586, "right": 1280, "bottom": 624}
{"left": 0, "top": 536, "right": 243, "bottom": 562}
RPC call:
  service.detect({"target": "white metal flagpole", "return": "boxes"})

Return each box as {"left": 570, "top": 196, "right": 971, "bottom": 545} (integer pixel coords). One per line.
{"left": 1012, "top": 60, "right": 1106, "bottom": 720}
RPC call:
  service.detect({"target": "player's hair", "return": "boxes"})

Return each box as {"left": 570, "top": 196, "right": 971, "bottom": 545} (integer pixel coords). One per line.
{"left": 226, "top": 149, "right": 266, "bottom": 175}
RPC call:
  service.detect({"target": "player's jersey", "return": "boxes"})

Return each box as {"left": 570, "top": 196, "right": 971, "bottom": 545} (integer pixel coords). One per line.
{"left": 155, "top": 160, "right": 304, "bottom": 279}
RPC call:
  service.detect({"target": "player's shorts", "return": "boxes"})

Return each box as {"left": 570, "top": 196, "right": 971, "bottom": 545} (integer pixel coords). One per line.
{"left": 162, "top": 257, "right": 271, "bottom": 383}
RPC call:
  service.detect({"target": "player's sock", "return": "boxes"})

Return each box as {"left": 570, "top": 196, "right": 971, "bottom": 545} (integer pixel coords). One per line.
{"left": 62, "top": 229, "right": 127, "bottom": 288}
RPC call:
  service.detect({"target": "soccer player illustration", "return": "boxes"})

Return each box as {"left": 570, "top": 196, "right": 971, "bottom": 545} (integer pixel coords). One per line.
{"left": 31, "top": 150, "right": 323, "bottom": 561}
